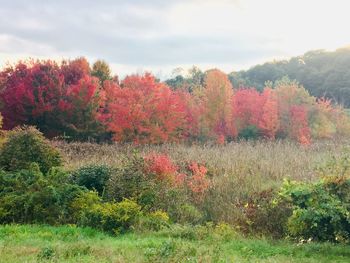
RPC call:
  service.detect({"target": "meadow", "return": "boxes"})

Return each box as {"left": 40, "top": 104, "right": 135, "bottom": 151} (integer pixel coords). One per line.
{"left": 1, "top": 128, "right": 350, "bottom": 262}
{"left": 56, "top": 139, "right": 349, "bottom": 225}
{"left": 1, "top": 224, "right": 350, "bottom": 263}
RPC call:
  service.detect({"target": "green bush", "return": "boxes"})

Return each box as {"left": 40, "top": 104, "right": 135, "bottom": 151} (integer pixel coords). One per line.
{"left": 170, "top": 203, "right": 203, "bottom": 225}
{"left": 73, "top": 191, "right": 142, "bottom": 234}
{"left": 72, "top": 165, "right": 112, "bottom": 196}
{"left": 106, "top": 154, "right": 152, "bottom": 203}
{"left": 238, "top": 125, "right": 260, "bottom": 140}
{"left": 280, "top": 177, "right": 350, "bottom": 243}
{"left": 0, "top": 126, "right": 61, "bottom": 174}
{"left": 0, "top": 164, "right": 85, "bottom": 224}
{"left": 137, "top": 210, "right": 170, "bottom": 231}
{"left": 237, "top": 189, "right": 292, "bottom": 239}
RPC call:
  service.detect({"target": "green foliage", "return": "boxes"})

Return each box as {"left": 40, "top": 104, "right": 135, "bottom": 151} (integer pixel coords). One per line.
{"left": 74, "top": 192, "right": 142, "bottom": 234}
{"left": 37, "top": 246, "right": 56, "bottom": 261}
{"left": 0, "top": 164, "right": 85, "bottom": 224}
{"left": 72, "top": 164, "right": 112, "bottom": 196}
{"left": 238, "top": 125, "right": 259, "bottom": 140}
{"left": 0, "top": 126, "right": 61, "bottom": 174}
{"left": 229, "top": 48, "right": 350, "bottom": 107}
{"left": 237, "top": 189, "right": 292, "bottom": 239}
{"left": 279, "top": 176, "right": 350, "bottom": 242}
{"left": 91, "top": 60, "right": 112, "bottom": 84}
{"left": 170, "top": 203, "right": 203, "bottom": 225}
{"left": 137, "top": 210, "right": 170, "bottom": 231}
{"left": 106, "top": 154, "right": 150, "bottom": 203}
{"left": 72, "top": 191, "right": 142, "bottom": 234}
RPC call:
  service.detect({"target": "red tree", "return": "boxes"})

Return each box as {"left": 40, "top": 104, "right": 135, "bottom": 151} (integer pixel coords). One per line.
{"left": 99, "top": 73, "right": 188, "bottom": 144}
{"left": 258, "top": 88, "right": 279, "bottom": 138}
{"left": 233, "top": 88, "right": 264, "bottom": 132}
{"left": 290, "top": 105, "right": 311, "bottom": 145}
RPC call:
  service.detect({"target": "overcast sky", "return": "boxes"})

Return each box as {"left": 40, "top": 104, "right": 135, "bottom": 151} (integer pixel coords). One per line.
{"left": 1, "top": 0, "right": 350, "bottom": 79}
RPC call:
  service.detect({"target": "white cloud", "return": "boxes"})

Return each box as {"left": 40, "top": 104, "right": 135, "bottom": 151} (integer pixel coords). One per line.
{"left": 0, "top": 0, "right": 349, "bottom": 78}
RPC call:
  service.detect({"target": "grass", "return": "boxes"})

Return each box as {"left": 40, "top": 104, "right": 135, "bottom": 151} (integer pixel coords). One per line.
{"left": 0, "top": 224, "right": 349, "bottom": 262}
{"left": 55, "top": 139, "right": 350, "bottom": 223}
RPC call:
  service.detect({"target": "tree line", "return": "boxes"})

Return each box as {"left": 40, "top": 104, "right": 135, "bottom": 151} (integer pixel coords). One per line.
{"left": 1, "top": 58, "right": 350, "bottom": 144}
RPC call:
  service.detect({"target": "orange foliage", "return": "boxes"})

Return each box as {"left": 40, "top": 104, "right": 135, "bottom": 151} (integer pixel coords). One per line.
{"left": 99, "top": 74, "right": 188, "bottom": 144}
{"left": 290, "top": 105, "right": 311, "bottom": 145}
{"left": 203, "top": 69, "right": 236, "bottom": 141}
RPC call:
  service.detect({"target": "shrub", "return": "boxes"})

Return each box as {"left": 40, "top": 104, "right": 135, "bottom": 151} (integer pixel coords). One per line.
{"left": 280, "top": 177, "right": 350, "bottom": 243}
{"left": 0, "top": 164, "right": 85, "bottom": 224}
{"left": 0, "top": 126, "right": 61, "bottom": 174}
{"left": 72, "top": 164, "right": 112, "bottom": 196}
{"left": 238, "top": 125, "right": 260, "bottom": 140}
{"left": 137, "top": 210, "right": 170, "bottom": 231}
{"left": 170, "top": 203, "right": 203, "bottom": 225}
{"left": 76, "top": 194, "right": 142, "bottom": 234}
{"left": 106, "top": 154, "right": 157, "bottom": 206}
{"left": 236, "top": 189, "right": 292, "bottom": 239}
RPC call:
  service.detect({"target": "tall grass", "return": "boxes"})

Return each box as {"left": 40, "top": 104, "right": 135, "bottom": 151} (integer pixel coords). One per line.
{"left": 55, "top": 139, "right": 350, "bottom": 223}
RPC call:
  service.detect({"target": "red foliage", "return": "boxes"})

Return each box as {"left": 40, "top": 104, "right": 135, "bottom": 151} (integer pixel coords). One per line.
{"left": 99, "top": 73, "right": 188, "bottom": 144}
{"left": 187, "top": 162, "right": 210, "bottom": 195}
{"left": 0, "top": 60, "right": 64, "bottom": 130}
{"left": 258, "top": 88, "right": 279, "bottom": 138}
{"left": 144, "top": 152, "right": 178, "bottom": 181}
{"left": 0, "top": 59, "right": 102, "bottom": 138}
{"left": 290, "top": 105, "right": 311, "bottom": 145}
{"left": 233, "top": 88, "right": 264, "bottom": 131}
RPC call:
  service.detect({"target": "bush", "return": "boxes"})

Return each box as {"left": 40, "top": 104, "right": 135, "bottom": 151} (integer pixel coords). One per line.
{"left": 72, "top": 165, "right": 112, "bottom": 196}
{"left": 137, "top": 210, "right": 170, "bottom": 231}
{"left": 236, "top": 189, "right": 292, "bottom": 239}
{"left": 280, "top": 176, "right": 350, "bottom": 243}
{"left": 170, "top": 203, "right": 203, "bottom": 225}
{"left": 238, "top": 125, "right": 260, "bottom": 140}
{"left": 106, "top": 154, "right": 151, "bottom": 203}
{"left": 0, "top": 126, "right": 61, "bottom": 174}
{"left": 0, "top": 164, "right": 85, "bottom": 224}
{"left": 73, "top": 191, "right": 141, "bottom": 234}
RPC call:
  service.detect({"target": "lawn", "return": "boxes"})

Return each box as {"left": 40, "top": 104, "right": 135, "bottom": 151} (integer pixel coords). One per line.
{"left": 0, "top": 225, "right": 349, "bottom": 262}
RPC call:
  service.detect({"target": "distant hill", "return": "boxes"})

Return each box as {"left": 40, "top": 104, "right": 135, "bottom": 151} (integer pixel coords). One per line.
{"left": 228, "top": 47, "right": 350, "bottom": 107}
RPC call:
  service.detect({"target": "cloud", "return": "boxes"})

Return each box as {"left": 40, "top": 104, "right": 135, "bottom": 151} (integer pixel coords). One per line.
{"left": 0, "top": 0, "right": 349, "bottom": 78}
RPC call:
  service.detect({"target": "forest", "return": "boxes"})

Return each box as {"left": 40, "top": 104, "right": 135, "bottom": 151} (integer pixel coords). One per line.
{"left": 1, "top": 57, "right": 350, "bottom": 145}
{"left": 226, "top": 47, "right": 350, "bottom": 107}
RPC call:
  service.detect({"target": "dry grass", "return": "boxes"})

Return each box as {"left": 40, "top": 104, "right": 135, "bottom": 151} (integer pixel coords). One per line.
{"left": 55, "top": 139, "right": 350, "bottom": 223}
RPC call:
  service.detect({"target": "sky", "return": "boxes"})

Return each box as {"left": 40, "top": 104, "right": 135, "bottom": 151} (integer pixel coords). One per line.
{"left": 0, "top": 0, "right": 350, "bottom": 79}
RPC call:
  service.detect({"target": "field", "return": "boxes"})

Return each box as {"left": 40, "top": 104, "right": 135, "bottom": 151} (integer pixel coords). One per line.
{"left": 1, "top": 225, "right": 350, "bottom": 263}
{"left": 56, "top": 139, "right": 349, "bottom": 224}
{"left": 1, "top": 137, "right": 350, "bottom": 262}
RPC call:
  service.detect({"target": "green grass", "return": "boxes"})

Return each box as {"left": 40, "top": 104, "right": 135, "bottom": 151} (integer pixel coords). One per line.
{"left": 0, "top": 225, "right": 349, "bottom": 262}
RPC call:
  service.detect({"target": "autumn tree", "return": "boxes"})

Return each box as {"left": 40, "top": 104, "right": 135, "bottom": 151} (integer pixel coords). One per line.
{"left": 290, "top": 105, "right": 311, "bottom": 145}
{"left": 92, "top": 60, "right": 112, "bottom": 84}
{"left": 99, "top": 73, "right": 188, "bottom": 144}
{"left": 0, "top": 59, "right": 105, "bottom": 140}
{"left": 202, "top": 69, "right": 236, "bottom": 142}
{"left": 258, "top": 88, "right": 279, "bottom": 138}
{"left": 233, "top": 88, "right": 264, "bottom": 134}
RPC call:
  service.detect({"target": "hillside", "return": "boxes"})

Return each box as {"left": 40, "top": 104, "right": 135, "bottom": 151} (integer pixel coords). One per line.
{"left": 228, "top": 47, "right": 350, "bottom": 107}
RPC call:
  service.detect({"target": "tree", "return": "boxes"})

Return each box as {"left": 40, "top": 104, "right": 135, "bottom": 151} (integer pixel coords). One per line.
{"left": 0, "top": 59, "right": 105, "bottom": 140}
{"left": 92, "top": 60, "right": 112, "bottom": 84}
{"left": 290, "top": 105, "right": 311, "bottom": 145}
{"left": 258, "top": 88, "right": 279, "bottom": 138}
{"left": 99, "top": 73, "right": 188, "bottom": 144}
{"left": 233, "top": 88, "right": 264, "bottom": 133}
{"left": 202, "top": 69, "right": 236, "bottom": 142}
